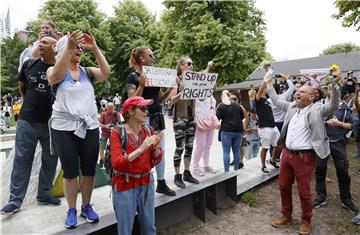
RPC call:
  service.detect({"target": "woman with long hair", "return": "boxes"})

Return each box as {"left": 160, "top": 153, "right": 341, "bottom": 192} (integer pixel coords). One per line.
{"left": 216, "top": 90, "right": 247, "bottom": 172}
{"left": 170, "top": 57, "right": 213, "bottom": 187}
{"left": 123, "top": 45, "right": 175, "bottom": 196}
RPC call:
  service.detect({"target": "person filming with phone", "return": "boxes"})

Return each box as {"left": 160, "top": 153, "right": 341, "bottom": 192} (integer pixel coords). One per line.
{"left": 110, "top": 96, "right": 163, "bottom": 235}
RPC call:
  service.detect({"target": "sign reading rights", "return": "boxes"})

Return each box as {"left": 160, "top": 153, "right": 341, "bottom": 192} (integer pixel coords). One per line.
{"left": 180, "top": 71, "right": 218, "bottom": 100}
{"left": 143, "top": 66, "right": 177, "bottom": 87}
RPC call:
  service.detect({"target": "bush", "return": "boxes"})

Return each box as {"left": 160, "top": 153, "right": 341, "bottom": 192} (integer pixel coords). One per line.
{"left": 241, "top": 191, "right": 258, "bottom": 207}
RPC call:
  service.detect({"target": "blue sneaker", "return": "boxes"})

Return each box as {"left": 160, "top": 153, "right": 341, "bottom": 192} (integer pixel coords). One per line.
{"left": 81, "top": 204, "right": 99, "bottom": 223}
{"left": 37, "top": 196, "right": 61, "bottom": 206}
{"left": 1, "top": 203, "right": 20, "bottom": 215}
{"left": 64, "top": 208, "right": 77, "bottom": 229}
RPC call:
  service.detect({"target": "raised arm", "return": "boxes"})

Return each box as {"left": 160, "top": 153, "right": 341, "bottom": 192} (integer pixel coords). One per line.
{"left": 266, "top": 77, "right": 293, "bottom": 112}
{"left": 256, "top": 81, "right": 267, "bottom": 101}
{"left": 318, "top": 72, "right": 341, "bottom": 117}
{"left": 47, "top": 31, "right": 80, "bottom": 85}
{"left": 203, "top": 60, "right": 214, "bottom": 73}
{"left": 83, "top": 33, "right": 110, "bottom": 82}
{"left": 281, "top": 75, "right": 296, "bottom": 101}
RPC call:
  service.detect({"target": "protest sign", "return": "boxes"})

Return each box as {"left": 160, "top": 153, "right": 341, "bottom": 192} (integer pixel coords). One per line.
{"left": 180, "top": 71, "right": 218, "bottom": 100}
{"left": 143, "top": 66, "right": 177, "bottom": 87}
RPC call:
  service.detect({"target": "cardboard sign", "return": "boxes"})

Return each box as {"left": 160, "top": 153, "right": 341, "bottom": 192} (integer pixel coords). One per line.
{"left": 142, "top": 66, "right": 177, "bottom": 87}
{"left": 180, "top": 71, "right": 218, "bottom": 100}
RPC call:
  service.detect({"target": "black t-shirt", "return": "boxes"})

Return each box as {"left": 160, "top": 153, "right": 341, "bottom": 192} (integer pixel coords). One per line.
{"left": 216, "top": 102, "right": 244, "bottom": 132}
{"left": 126, "top": 72, "right": 162, "bottom": 113}
{"left": 17, "top": 59, "right": 54, "bottom": 123}
{"left": 255, "top": 98, "right": 275, "bottom": 128}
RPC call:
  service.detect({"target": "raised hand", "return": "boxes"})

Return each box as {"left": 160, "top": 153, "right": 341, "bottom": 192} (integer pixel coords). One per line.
{"left": 67, "top": 30, "right": 83, "bottom": 50}
{"left": 207, "top": 60, "right": 215, "bottom": 69}
{"left": 82, "top": 33, "right": 97, "bottom": 50}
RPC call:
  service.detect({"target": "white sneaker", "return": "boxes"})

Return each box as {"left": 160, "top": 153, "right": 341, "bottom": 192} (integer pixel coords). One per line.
{"left": 203, "top": 166, "right": 216, "bottom": 174}
{"left": 193, "top": 168, "right": 205, "bottom": 177}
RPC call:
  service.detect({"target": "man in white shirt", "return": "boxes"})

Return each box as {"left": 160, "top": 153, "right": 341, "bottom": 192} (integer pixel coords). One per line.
{"left": 113, "top": 93, "right": 121, "bottom": 112}
{"left": 266, "top": 72, "right": 341, "bottom": 235}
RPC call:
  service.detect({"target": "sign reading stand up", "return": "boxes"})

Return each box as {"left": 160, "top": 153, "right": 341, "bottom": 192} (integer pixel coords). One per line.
{"left": 180, "top": 71, "right": 218, "bottom": 100}
{"left": 142, "top": 66, "right": 177, "bottom": 87}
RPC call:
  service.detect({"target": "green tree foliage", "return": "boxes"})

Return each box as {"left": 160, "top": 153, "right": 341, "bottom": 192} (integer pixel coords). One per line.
{"left": 320, "top": 42, "right": 360, "bottom": 55}
{"left": 333, "top": 0, "right": 360, "bottom": 31}
{"left": 157, "top": 0, "right": 267, "bottom": 85}
{"left": 1, "top": 35, "right": 27, "bottom": 94}
{"left": 34, "top": 0, "right": 113, "bottom": 95}
{"left": 105, "top": 0, "right": 161, "bottom": 93}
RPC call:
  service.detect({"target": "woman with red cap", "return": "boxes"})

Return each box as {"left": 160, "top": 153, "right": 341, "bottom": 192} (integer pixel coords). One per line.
{"left": 110, "top": 96, "right": 163, "bottom": 235}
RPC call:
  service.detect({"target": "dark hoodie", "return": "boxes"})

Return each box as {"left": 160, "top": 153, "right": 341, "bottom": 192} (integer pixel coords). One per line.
{"left": 325, "top": 101, "right": 352, "bottom": 141}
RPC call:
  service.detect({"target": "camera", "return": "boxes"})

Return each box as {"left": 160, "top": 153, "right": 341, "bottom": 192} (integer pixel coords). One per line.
{"left": 275, "top": 74, "right": 282, "bottom": 78}
{"left": 43, "top": 30, "right": 55, "bottom": 38}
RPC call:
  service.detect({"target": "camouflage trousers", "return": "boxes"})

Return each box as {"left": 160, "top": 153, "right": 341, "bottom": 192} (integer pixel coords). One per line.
{"left": 173, "top": 117, "right": 196, "bottom": 167}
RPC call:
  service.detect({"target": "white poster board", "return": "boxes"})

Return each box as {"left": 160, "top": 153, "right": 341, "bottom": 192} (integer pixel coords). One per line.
{"left": 142, "top": 66, "right": 177, "bottom": 87}
{"left": 180, "top": 71, "right": 218, "bottom": 100}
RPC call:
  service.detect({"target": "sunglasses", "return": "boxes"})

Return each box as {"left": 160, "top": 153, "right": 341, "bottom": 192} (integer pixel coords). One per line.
{"left": 137, "top": 106, "right": 148, "bottom": 112}
{"left": 184, "top": 62, "right": 194, "bottom": 66}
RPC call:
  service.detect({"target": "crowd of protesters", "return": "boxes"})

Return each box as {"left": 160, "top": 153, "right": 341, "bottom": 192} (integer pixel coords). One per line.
{"left": 1, "top": 19, "right": 360, "bottom": 235}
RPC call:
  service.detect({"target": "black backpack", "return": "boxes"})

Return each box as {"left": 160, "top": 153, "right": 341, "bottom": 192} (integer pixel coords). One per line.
{"left": 104, "top": 123, "right": 152, "bottom": 184}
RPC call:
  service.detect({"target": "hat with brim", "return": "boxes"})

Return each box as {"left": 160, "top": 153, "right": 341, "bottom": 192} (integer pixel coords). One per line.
{"left": 121, "top": 96, "right": 153, "bottom": 115}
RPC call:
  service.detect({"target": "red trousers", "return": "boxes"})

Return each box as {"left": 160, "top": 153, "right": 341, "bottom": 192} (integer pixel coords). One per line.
{"left": 279, "top": 148, "right": 316, "bottom": 223}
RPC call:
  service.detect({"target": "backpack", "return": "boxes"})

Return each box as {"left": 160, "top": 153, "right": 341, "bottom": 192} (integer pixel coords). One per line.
{"left": 104, "top": 123, "right": 153, "bottom": 185}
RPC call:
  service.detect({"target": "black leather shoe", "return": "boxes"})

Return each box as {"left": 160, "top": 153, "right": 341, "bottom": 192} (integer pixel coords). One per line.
{"left": 183, "top": 170, "right": 199, "bottom": 184}
{"left": 174, "top": 174, "right": 185, "bottom": 188}
{"left": 156, "top": 179, "right": 176, "bottom": 196}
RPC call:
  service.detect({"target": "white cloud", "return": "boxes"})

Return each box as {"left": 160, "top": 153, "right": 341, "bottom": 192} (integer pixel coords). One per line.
{"left": 255, "top": 0, "right": 360, "bottom": 60}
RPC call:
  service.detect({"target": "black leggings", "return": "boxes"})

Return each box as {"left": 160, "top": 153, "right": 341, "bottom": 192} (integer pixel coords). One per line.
{"left": 52, "top": 128, "right": 99, "bottom": 179}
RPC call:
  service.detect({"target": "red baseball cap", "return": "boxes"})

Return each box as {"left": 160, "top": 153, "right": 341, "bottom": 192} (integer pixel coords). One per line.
{"left": 121, "top": 96, "right": 153, "bottom": 114}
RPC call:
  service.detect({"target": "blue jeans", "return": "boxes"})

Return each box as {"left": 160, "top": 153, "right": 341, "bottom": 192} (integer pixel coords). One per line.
{"left": 249, "top": 139, "right": 260, "bottom": 159}
{"left": 9, "top": 119, "right": 58, "bottom": 207}
{"left": 112, "top": 174, "right": 156, "bottom": 235}
{"left": 221, "top": 131, "right": 242, "bottom": 172}
{"left": 146, "top": 116, "right": 165, "bottom": 180}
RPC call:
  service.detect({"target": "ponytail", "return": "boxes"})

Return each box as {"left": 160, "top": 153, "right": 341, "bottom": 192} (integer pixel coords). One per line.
{"left": 128, "top": 45, "right": 150, "bottom": 69}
